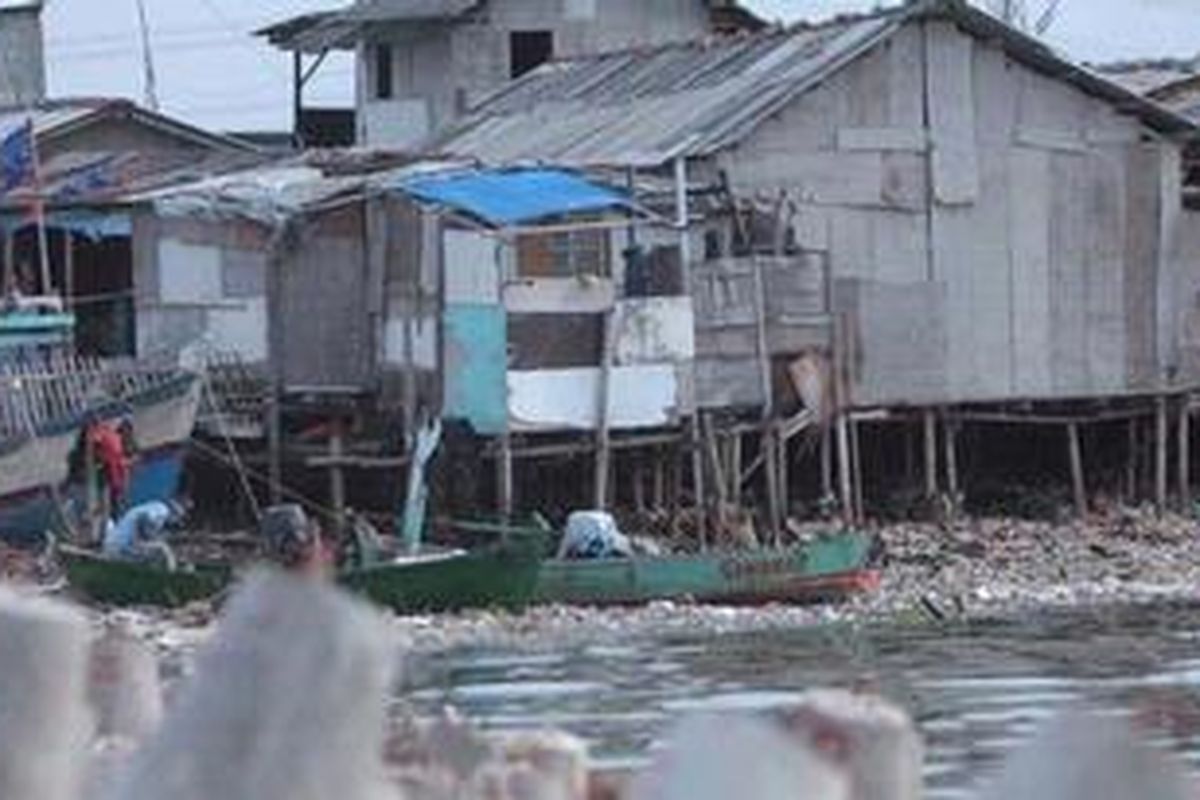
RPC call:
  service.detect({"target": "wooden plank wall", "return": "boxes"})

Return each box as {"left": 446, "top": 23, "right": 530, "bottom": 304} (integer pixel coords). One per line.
{"left": 723, "top": 18, "right": 1192, "bottom": 407}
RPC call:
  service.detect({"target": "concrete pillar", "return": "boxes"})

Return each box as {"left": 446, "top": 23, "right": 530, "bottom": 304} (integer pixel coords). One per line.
{"left": 110, "top": 570, "right": 396, "bottom": 800}
{"left": 0, "top": 588, "right": 91, "bottom": 800}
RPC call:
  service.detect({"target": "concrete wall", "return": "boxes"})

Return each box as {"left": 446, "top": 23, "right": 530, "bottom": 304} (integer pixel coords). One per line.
{"left": 721, "top": 19, "right": 1196, "bottom": 408}
{"left": 133, "top": 213, "right": 271, "bottom": 367}
{"left": 0, "top": 8, "right": 44, "bottom": 107}
{"left": 358, "top": 0, "right": 711, "bottom": 148}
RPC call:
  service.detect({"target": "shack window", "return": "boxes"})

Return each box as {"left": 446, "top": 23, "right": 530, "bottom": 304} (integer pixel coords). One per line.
{"left": 510, "top": 30, "right": 554, "bottom": 79}
{"left": 374, "top": 43, "right": 394, "bottom": 100}
{"left": 516, "top": 229, "right": 610, "bottom": 279}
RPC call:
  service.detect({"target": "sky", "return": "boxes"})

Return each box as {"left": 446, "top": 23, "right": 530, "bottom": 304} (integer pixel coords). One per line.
{"left": 38, "top": 0, "right": 1200, "bottom": 133}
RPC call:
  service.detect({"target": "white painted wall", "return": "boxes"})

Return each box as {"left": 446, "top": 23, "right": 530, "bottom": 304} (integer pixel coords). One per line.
{"left": 508, "top": 364, "right": 682, "bottom": 431}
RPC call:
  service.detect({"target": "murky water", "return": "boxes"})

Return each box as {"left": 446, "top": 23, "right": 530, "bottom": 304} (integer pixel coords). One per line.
{"left": 403, "top": 602, "right": 1200, "bottom": 798}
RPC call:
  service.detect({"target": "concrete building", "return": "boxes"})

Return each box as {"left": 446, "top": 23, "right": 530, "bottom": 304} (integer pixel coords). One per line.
{"left": 0, "top": 0, "right": 45, "bottom": 107}
{"left": 257, "top": 0, "right": 762, "bottom": 150}
{"left": 435, "top": 0, "right": 1200, "bottom": 516}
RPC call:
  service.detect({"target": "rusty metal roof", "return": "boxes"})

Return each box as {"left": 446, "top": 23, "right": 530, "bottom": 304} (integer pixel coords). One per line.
{"left": 435, "top": 0, "right": 1198, "bottom": 168}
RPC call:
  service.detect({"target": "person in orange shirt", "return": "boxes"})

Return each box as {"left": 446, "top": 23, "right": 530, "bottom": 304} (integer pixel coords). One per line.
{"left": 87, "top": 419, "right": 132, "bottom": 516}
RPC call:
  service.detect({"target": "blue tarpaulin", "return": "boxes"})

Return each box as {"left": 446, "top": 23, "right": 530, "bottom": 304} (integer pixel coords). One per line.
{"left": 398, "top": 168, "right": 636, "bottom": 227}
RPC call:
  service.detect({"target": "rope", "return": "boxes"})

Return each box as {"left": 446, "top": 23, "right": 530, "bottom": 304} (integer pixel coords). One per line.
{"left": 199, "top": 370, "right": 262, "bottom": 522}
{"left": 188, "top": 435, "right": 340, "bottom": 522}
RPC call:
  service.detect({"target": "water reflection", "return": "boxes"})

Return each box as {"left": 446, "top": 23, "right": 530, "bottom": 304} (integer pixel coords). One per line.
{"left": 403, "top": 602, "right": 1200, "bottom": 798}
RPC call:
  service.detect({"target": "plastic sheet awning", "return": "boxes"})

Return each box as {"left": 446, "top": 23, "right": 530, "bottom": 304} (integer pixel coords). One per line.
{"left": 397, "top": 168, "right": 638, "bottom": 227}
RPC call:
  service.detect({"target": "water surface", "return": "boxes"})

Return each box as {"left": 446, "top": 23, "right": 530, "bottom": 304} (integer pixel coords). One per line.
{"left": 404, "top": 603, "right": 1200, "bottom": 798}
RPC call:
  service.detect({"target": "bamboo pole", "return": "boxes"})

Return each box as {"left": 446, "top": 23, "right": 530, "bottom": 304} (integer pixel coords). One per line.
{"left": 923, "top": 409, "right": 938, "bottom": 500}
{"left": 944, "top": 415, "right": 959, "bottom": 510}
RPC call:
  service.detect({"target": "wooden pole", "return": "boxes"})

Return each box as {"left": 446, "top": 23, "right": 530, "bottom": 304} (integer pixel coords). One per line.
{"left": 328, "top": 419, "right": 346, "bottom": 540}
{"left": 653, "top": 448, "right": 666, "bottom": 509}
{"left": 498, "top": 431, "right": 514, "bottom": 518}
{"left": 729, "top": 431, "right": 743, "bottom": 506}
{"left": 923, "top": 409, "right": 938, "bottom": 499}
{"left": 820, "top": 424, "right": 832, "bottom": 501}
{"left": 1126, "top": 418, "right": 1139, "bottom": 503}
{"left": 944, "top": 416, "right": 959, "bottom": 510}
{"left": 1067, "top": 421, "right": 1086, "bottom": 518}
{"left": 594, "top": 310, "right": 615, "bottom": 509}
{"left": 633, "top": 454, "right": 646, "bottom": 513}
{"left": 1180, "top": 396, "right": 1191, "bottom": 511}
{"left": 690, "top": 414, "right": 707, "bottom": 550}
{"left": 62, "top": 230, "right": 74, "bottom": 312}
{"left": 763, "top": 423, "right": 782, "bottom": 545}
{"left": 850, "top": 415, "right": 864, "bottom": 522}
{"left": 836, "top": 412, "right": 854, "bottom": 521}
{"left": 1156, "top": 394, "right": 1169, "bottom": 513}
{"left": 778, "top": 427, "right": 790, "bottom": 527}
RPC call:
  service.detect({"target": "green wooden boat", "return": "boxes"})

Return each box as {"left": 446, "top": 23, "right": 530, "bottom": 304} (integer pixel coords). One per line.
{"left": 58, "top": 545, "right": 232, "bottom": 608}
{"left": 339, "top": 544, "right": 540, "bottom": 615}
{"left": 533, "top": 531, "right": 879, "bottom": 607}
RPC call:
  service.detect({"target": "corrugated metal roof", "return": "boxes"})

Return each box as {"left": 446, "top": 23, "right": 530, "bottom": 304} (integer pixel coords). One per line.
{"left": 436, "top": 0, "right": 1198, "bottom": 168}
{"left": 397, "top": 167, "right": 636, "bottom": 226}
{"left": 437, "top": 13, "right": 901, "bottom": 167}
{"left": 257, "top": 0, "right": 481, "bottom": 52}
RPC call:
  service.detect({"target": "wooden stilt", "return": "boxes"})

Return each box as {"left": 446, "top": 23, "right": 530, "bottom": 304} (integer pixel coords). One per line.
{"left": 944, "top": 416, "right": 960, "bottom": 511}
{"left": 836, "top": 412, "right": 854, "bottom": 521}
{"left": 633, "top": 454, "right": 646, "bottom": 513}
{"left": 729, "top": 431, "right": 743, "bottom": 506}
{"left": 63, "top": 230, "right": 74, "bottom": 312}
{"left": 1180, "top": 397, "right": 1191, "bottom": 510}
{"left": 498, "top": 431, "right": 514, "bottom": 518}
{"left": 820, "top": 424, "right": 833, "bottom": 501}
{"left": 1067, "top": 421, "right": 1086, "bottom": 519}
{"left": 763, "top": 424, "right": 782, "bottom": 546}
{"left": 702, "top": 413, "right": 727, "bottom": 511}
{"left": 690, "top": 414, "right": 707, "bottom": 549}
{"left": 267, "top": 394, "right": 283, "bottom": 506}
{"left": 653, "top": 448, "right": 666, "bottom": 509}
{"left": 1126, "top": 418, "right": 1139, "bottom": 503}
{"left": 328, "top": 420, "right": 346, "bottom": 539}
{"left": 850, "top": 416, "right": 864, "bottom": 522}
{"left": 1156, "top": 395, "right": 1169, "bottom": 513}
{"left": 923, "top": 409, "right": 938, "bottom": 500}
{"left": 594, "top": 311, "right": 615, "bottom": 509}
{"left": 778, "top": 428, "right": 790, "bottom": 528}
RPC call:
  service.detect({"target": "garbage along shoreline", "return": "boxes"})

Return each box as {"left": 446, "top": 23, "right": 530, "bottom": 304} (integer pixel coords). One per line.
{"left": 65, "top": 507, "right": 1200, "bottom": 665}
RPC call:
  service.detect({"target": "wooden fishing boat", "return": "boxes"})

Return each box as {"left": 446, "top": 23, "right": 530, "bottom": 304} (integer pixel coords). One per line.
{"left": 533, "top": 530, "right": 879, "bottom": 607}
{"left": 0, "top": 354, "right": 202, "bottom": 545}
{"left": 57, "top": 545, "right": 232, "bottom": 608}
{"left": 339, "top": 543, "right": 542, "bottom": 615}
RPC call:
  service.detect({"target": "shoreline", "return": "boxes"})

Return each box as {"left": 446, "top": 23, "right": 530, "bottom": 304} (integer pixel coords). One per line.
{"left": 59, "top": 508, "right": 1200, "bottom": 663}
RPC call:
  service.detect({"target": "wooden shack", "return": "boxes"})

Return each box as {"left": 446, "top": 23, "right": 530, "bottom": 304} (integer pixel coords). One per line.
{"left": 436, "top": 0, "right": 1200, "bottom": 517}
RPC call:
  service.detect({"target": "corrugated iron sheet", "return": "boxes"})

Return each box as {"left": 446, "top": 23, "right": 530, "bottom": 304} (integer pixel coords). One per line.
{"left": 437, "top": 14, "right": 901, "bottom": 166}
{"left": 437, "top": 0, "right": 1197, "bottom": 168}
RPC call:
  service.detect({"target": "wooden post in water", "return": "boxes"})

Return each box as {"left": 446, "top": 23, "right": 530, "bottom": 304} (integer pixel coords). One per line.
{"left": 1067, "top": 421, "right": 1086, "bottom": 518}
{"left": 1156, "top": 394, "right": 1169, "bottom": 513}
{"left": 594, "top": 309, "right": 615, "bottom": 510}
{"left": 836, "top": 412, "right": 854, "bottom": 522}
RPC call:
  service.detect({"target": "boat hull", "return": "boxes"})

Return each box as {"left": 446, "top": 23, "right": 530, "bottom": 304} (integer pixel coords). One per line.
{"left": 58, "top": 546, "right": 231, "bottom": 608}
{"left": 340, "top": 545, "right": 542, "bottom": 615}
{"left": 533, "top": 532, "right": 878, "bottom": 607}
{"left": 0, "top": 375, "right": 199, "bottom": 545}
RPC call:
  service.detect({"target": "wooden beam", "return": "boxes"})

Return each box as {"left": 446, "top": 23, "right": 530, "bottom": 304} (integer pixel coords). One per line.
{"left": 1067, "top": 421, "right": 1086, "bottom": 518}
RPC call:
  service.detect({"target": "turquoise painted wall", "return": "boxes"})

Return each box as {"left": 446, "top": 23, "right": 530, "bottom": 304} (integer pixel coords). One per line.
{"left": 442, "top": 303, "right": 508, "bottom": 435}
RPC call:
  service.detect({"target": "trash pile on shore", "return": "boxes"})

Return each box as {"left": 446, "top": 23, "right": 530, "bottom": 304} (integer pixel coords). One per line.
{"left": 47, "top": 508, "right": 1197, "bottom": 663}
